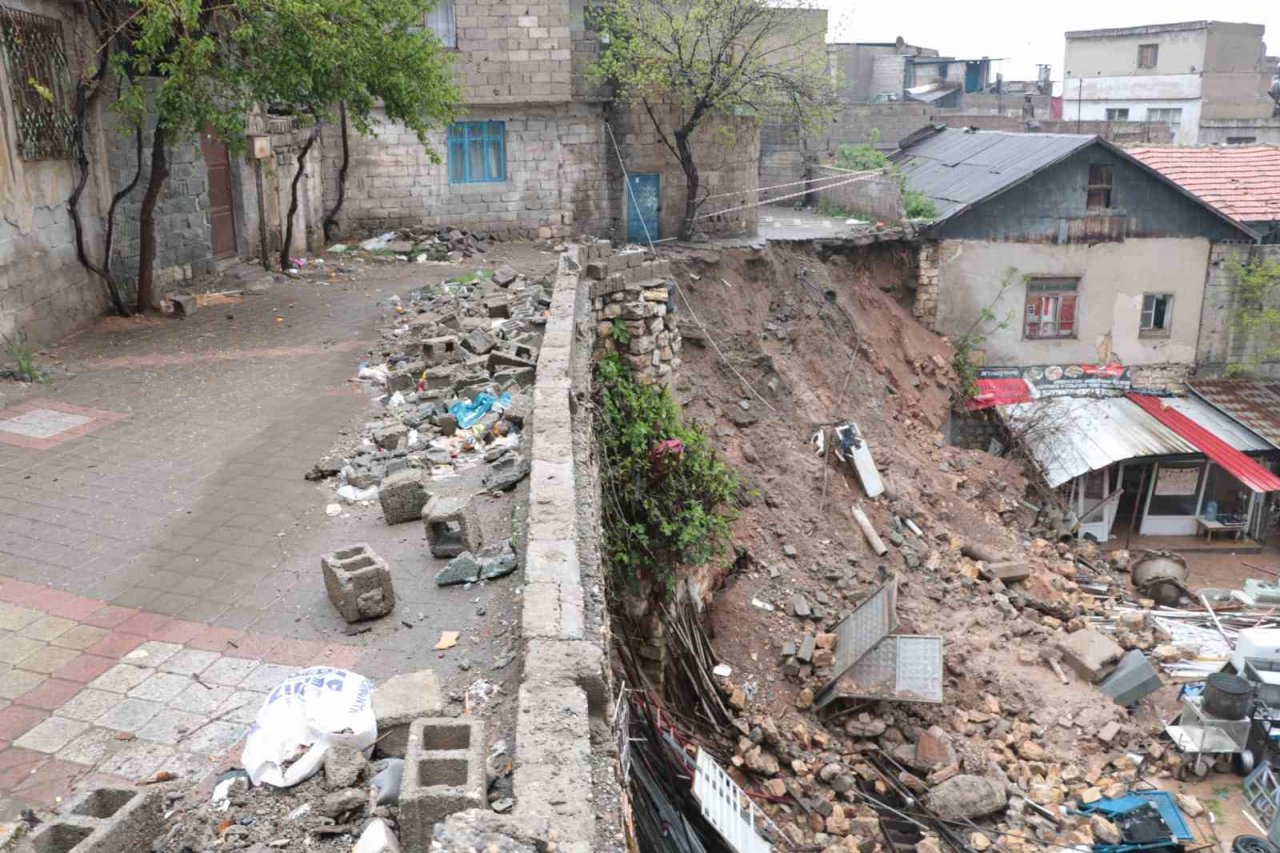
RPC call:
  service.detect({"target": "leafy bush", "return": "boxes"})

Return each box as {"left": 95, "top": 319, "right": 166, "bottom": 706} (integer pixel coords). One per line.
{"left": 836, "top": 143, "right": 889, "bottom": 171}
{"left": 594, "top": 354, "right": 739, "bottom": 593}
{"left": 902, "top": 189, "right": 937, "bottom": 220}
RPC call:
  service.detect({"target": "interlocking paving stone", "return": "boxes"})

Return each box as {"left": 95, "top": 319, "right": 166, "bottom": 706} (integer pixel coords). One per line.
{"left": 54, "top": 688, "right": 123, "bottom": 723}
{"left": 123, "top": 640, "right": 183, "bottom": 667}
{"left": 96, "top": 698, "right": 164, "bottom": 733}
{"left": 13, "top": 716, "right": 90, "bottom": 753}
{"left": 0, "top": 409, "right": 92, "bottom": 439}
{"left": 0, "top": 605, "right": 42, "bottom": 631}
{"left": 180, "top": 720, "right": 249, "bottom": 756}
{"left": 48, "top": 624, "right": 109, "bottom": 650}
{"left": 159, "top": 648, "right": 220, "bottom": 677}
{"left": 137, "top": 709, "right": 205, "bottom": 746}
{"left": 24, "top": 616, "right": 75, "bottom": 643}
{"left": 98, "top": 739, "right": 174, "bottom": 780}
{"left": 15, "top": 645, "right": 80, "bottom": 674}
{"left": 200, "top": 656, "right": 260, "bottom": 687}
{"left": 215, "top": 691, "right": 266, "bottom": 725}
{"left": 171, "top": 682, "right": 236, "bottom": 715}
{"left": 88, "top": 663, "right": 152, "bottom": 693}
{"left": 0, "top": 670, "right": 46, "bottom": 700}
{"left": 128, "top": 672, "right": 193, "bottom": 703}
{"left": 240, "top": 663, "right": 296, "bottom": 692}
{"left": 56, "top": 726, "right": 126, "bottom": 766}
{"left": 0, "top": 636, "right": 46, "bottom": 665}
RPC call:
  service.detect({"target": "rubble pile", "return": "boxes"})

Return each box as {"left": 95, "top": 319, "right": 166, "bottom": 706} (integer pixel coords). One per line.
{"left": 653, "top": 243, "right": 1216, "bottom": 852}
{"left": 330, "top": 227, "right": 489, "bottom": 263}
{"left": 317, "top": 265, "right": 543, "bottom": 537}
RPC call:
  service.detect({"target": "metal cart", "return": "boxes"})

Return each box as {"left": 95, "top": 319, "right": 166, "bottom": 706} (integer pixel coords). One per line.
{"left": 1166, "top": 695, "right": 1256, "bottom": 778}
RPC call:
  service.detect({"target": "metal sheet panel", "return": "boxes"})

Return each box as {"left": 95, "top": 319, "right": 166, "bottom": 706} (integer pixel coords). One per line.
{"left": 844, "top": 635, "right": 945, "bottom": 703}
{"left": 891, "top": 128, "right": 1095, "bottom": 221}
{"left": 692, "top": 749, "right": 771, "bottom": 853}
{"left": 999, "top": 396, "right": 1196, "bottom": 488}
{"left": 1189, "top": 380, "right": 1280, "bottom": 450}
{"left": 829, "top": 579, "right": 898, "bottom": 677}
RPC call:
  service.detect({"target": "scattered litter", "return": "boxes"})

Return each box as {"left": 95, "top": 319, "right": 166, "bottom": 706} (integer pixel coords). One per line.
{"left": 336, "top": 484, "right": 379, "bottom": 503}
{"left": 751, "top": 598, "right": 775, "bottom": 611}
{"left": 353, "top": 818, "right": 401, "bottom": 853}
{"left": 325, "top": 503, "right": 342, "bottom": 517}
{"left": 368, "top": 758, "right": 404, "bottom": 807}
{"left": 712, "top": 664, "right": 733, "bottom": 678}
{"left": 435, "top": 631, "right": 460, "bottom": 650}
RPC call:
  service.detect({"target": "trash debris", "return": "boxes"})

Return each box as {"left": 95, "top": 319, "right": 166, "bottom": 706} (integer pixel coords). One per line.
{"left": 353, "top": 818, "right": 402, "bottom": 853}
{"left": 368, "top": 758, "right": 404, "bottom": 807}
{"left": 240, "top": 667, "right": 377, "bottom": 788}
{"left": 435, "top": 631, "right": 459, "bottom": 650}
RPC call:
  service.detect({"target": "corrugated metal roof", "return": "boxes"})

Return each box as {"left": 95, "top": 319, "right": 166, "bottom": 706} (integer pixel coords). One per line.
{"left": 1000, "top": 396, "right": 1194, "bottom": 488}
{"left": 1127, "top": 145, "right": 1280, "bottom": 224}
{"left": 1127, "top": 393, "right": 1280, "bottom": 493}
{"left": 1162, "top": 395, "right": 1274, "bottom": 452}
{"left": 1189, "top": 379, "right": 1280, "bottom": 449}
{"left": 891, "top": 128, "right": 1096, "bottom": 221}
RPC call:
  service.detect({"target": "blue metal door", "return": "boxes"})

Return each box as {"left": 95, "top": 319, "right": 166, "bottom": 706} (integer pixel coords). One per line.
{"left": 626, "top": 174, "right": 660, "bottom": 244}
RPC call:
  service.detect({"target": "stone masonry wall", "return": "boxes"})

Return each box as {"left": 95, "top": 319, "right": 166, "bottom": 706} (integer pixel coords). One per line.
{"left": 914, "top": 241, "right": 940, "bottom": 327}
{"left": 321, "top": 102, "right": 609, "bottom": 241}
{"left": 1197, "top": 243, "right": 1280, "bottom": 378}
{"left": 814, "top": 166, "right": 903, "bottom": 222}
{"left": 586, "top": 246, "right": 681, "bottom": 384}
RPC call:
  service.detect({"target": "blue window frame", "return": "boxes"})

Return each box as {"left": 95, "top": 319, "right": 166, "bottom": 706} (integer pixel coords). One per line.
{"left": 448, "top": 121, "right": 506, "bottom": 184}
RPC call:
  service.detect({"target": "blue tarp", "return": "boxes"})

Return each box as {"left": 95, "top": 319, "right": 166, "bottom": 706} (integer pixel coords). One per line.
{"left": 449, "top": 392, "right": 511, "bottom": 430}
{"left": 1073, "top": 790, "right": 1194, "bottom": 841}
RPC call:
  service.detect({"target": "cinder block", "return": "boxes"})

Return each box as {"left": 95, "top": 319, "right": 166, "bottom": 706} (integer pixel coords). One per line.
{"left": 400, "top": 717, "right": 486, "bottom": 853}
{"left": 379, "top": 469, "right": 429, "bottom": 525}
{"left": 321, "top": 544, "right": 396, "bottom": 623}
{"left": 422, "top": 336, "right": 461, "bottom": 366}
{"left": 28, "top": 787, "right": 163, "bottom": 852}
{"left": 1059, "top": 628, "right": 1124, "bottom": 682}
{"left": 422, "top": 496, "right": 481, "bottom": 558}
{"left": 372, "top": 669, "right": 444, "bottom": 758}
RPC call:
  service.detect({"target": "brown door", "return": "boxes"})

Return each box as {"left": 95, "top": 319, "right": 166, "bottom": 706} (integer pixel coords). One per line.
{"left": 200, "top": 131, "right": 237, "bottom": 258}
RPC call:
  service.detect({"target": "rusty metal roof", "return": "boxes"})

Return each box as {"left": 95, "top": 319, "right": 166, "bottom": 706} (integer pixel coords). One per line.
{"left": 1188, "top": 379, "right": 1280, "bottom": 449}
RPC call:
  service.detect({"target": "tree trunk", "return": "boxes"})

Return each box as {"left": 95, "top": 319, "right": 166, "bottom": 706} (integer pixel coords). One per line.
{"left": 280, "top": 121, "right": 321, "bottom": 271}
{"left": 676, "top": 130, "right": 699, "bottom": 242}
{"left": 322, "top": 103, "right": 349, "bottom": 243}
{"left": 136, "top": 121, "right": 169, "bottom": 313}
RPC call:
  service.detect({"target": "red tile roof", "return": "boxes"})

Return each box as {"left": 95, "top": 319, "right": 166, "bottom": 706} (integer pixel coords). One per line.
{"left": 1127, "top": 145, "right": 1280, "bottom": 224}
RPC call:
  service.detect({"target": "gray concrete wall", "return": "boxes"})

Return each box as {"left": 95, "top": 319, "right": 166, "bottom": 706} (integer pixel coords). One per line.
{"left": 1197, "top": 244, "right": 1280, "bottom": 377}
{"left": 609, "top": 102, "right": 759, "bottom": 240}
{"left": 1065, "top": 25, "right": 1208, "bottom": 78}
{"left": 814, "top": 166, "right": 902, "bottom": 222}
{"left": 0, "top": 0, "right": 108, "bottom": 342}
{"left": 1199, "top": 118, "right": 1280, "bottom": 145}
{"left": 928, "top": 237, "right": 1212, "bottom": 367}
{"left": 320, "top": 102, "right": 610, "bottom": 241}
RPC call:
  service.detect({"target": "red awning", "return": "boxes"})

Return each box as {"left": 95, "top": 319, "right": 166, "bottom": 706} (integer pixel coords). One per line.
{"left": 1127, "top": 393, "right": 1280, "bottom": 493}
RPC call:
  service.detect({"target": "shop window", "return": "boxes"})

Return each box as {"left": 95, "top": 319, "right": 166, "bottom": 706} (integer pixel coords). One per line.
{"left": 1105, "top": 108, "right": 1129, "bottom": 121}
{"left": 425, "top": 0, "right": 456, "bottom": 47}
{"left": 448, "top": 121, "right": 505, "bottom": 184}
{"left": 1024, "top": 277, "right": 1079, "bottom": 339}
{"left": 1137, "top": 43, "right": 1158, "bottom": 69}
{"left": 1087, "top": 164, "right": 1113, "bottom": 209}
{"left": 1139, "top": 293, "right": 1173, "bottom": 336}
{"left": 0, "top": 6, "right": 74, "bottom": 160}
{"left": 1198, "top": 464, "right": 1250, "bottom": 524}
{"left": 1147, "top": 462, "right": 1204, "bottom": 517}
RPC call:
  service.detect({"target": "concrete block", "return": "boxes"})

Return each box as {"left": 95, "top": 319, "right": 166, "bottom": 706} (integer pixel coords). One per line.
{"left": 28, "top": 787, "right": 163, "bottom": 852}
{"left": 371, "top": 423, "right": 409, "bottom": 450}
{"left": 1059, "top": 628, "right": 1124, "bottom": 682}
{"left": 461, "top": 329, "right": 497, "bottom": 356}
{"left": 422, "top": 495, "right": 481, "bottom": 558}
{"left": 401, "top": 717, "right": 486, "bottom": 853}
{"left": 372, "top": 669, "right": 442, "bottom": 758}
{"left": 321, "top": 544, "right": 396, "bottom": 623}
{"left": 378, "top": 469, "right": 429, "bottom": 525}
{"left": 422, "top": 336, "right": 461, "bottom": 366}
{"left": 170, "top": 294, "right": 196, "bottom": 317}
{"left": 983, "top": 561, "right": 1030, "bottom": 583}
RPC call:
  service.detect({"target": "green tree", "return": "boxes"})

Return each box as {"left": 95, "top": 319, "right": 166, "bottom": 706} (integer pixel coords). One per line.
{"left": 82, "top": 0, "right": 459, "bottom": 311}
{"left": 593, "top": 0, "right": 831, "bottom": 241}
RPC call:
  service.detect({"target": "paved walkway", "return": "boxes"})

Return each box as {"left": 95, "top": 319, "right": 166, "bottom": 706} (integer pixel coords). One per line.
{"left": 0, "top": 248, "right": 552, "bottom": 814}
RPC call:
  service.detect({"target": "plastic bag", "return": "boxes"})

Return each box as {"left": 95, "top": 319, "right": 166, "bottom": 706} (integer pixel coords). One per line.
{"left": 449, "top": 391, "right": 512, "bottom": 430}
{"left": 241, "top": 667, "right": 376, "bottom": 788}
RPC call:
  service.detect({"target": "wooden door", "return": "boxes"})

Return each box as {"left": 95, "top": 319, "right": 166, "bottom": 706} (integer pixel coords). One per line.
{"left": 200, "top": 131, "right": 237, "bottom": 258}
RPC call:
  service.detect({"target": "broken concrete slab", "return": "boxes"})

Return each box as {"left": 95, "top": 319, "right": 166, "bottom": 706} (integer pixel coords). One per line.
{"left": 482, "top": 454, "right": 530, "bottom": 493}
{"left": 493, "top": 265, "right": 519, "bottom": 287}
{"left": 321, "top": 544, "right": 395, "bottom": 623}
{"left": 461, "top": 329, "right": 496, "bottom": 356}
{"left": 372, "top": 669, "right": 443, "bottom": 758}
{"left": 372, "top": 423, "right": 409, "bottom": 450}
{"left": 983, "top": 561, "right": 1030, "bottom": 583}
{"left": 1058, "top": 628, "right": 1124, "bottom": 683}
{"left": 922, "top": 775, "right": 1007, "bottom": 820}
{"left": 378, "top": 468, "right": 429, "bottom": 525}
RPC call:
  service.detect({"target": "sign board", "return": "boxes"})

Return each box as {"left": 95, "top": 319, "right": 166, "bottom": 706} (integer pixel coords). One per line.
{"left": 969, "top": 364, "right": 1132, "bottom": 409}
{"left": 1155, "top": 465, "right": 1200, "bottom": 496}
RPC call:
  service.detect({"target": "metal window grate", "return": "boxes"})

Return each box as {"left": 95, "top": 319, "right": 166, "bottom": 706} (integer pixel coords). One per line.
{"left": 0, "top": 5, "right": 74, "bottom": 160}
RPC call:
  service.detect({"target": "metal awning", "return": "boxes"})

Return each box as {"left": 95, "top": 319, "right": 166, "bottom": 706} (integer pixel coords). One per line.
{"left": 999, "top": 396, "right": 1194, "bottom": 488}
{"left": 1188, "top": 380, "right": 1280, "bottom": 449}
{"left": 1127, "top": 394, "right": 1280, "bottom": 493}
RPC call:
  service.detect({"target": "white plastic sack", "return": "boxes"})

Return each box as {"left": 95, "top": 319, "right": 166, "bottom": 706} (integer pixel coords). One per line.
{"left": 241, "top": 667, "right": 376, "bottom": 788}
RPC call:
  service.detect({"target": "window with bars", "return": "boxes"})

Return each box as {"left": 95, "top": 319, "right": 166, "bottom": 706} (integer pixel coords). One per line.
{"left": 1087, "top": 163, "right": 1114, "bottom": 209}
{"left": 425, "top": 0, "right": 455, "bottom": 48}
{"left": 1140, "top": 293, "right": 1173, "bottom": 335}
{"left": 0, "top": 6, "right": 74, "bottom": 160}
{"left": 448, "top": 121, "right": 506, "bottom": 184}
{"left": 1024, "top": 277, "right": 1079, "bottom": 339}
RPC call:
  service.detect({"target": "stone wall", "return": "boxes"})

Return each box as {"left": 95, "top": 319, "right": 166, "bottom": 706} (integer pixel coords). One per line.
{"left": 1196, "top": 243, "right": 1280, "bottom": 378}
{"left": 321, "top": 102, "right": 609, "bottom": 241}
{"left": 1130, "top": 362, "right": 1192, "bottom": 390}
{"left": 815, "top": 166, "right": 902, "bottom": 222}
{"left": 247, "top": 115, "right": 327, "bottom": 261}
{"left": 932, "top": 113, "right": 1175, "bottom": 145}
{"left": 586, "top": 246, "right": 680, "bottom": 384}
{"left": 608, "top": 102, "right": 760, "bottom": 240}
{"left": 914, "top": 241, "right": 940, "bottom": 326}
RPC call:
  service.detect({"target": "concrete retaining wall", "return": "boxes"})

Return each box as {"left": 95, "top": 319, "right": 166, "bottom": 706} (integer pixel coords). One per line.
{"left": 815, "top": 167, "right": 902, "bottom": 222}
